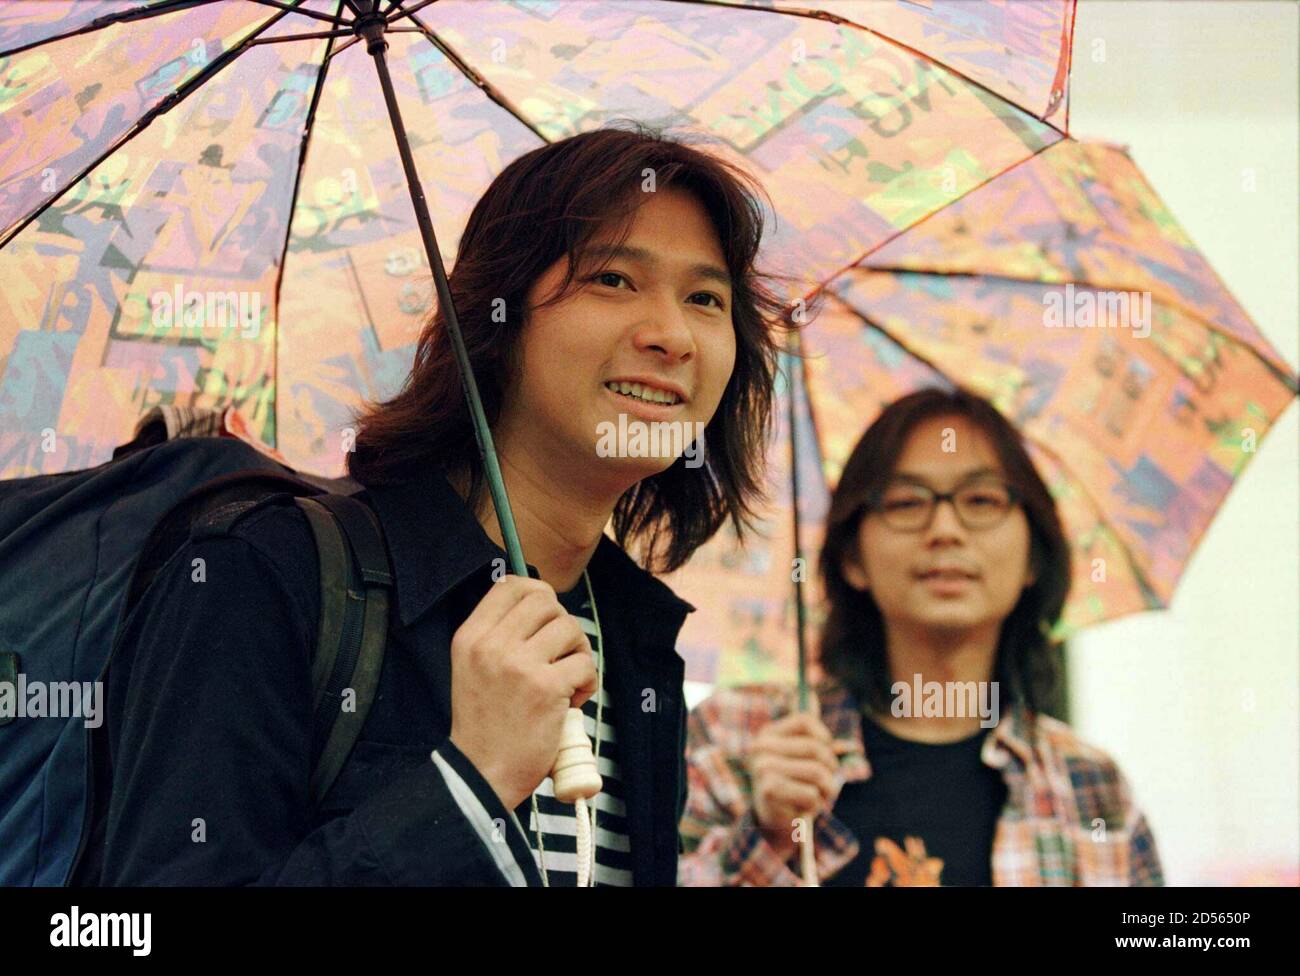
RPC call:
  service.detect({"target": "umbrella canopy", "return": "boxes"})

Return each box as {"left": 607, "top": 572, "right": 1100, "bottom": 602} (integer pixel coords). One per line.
{"left": 660, "top": 137, "right": 1298, "bottom": 687}
{"left": 0, "top": 0, "right": 1076, "bottom": 478}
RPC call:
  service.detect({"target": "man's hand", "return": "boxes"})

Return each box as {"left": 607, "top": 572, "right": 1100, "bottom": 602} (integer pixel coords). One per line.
{"left": 448, "top": 576, "right": 597, "bottom": 810}
{"left": 747, "top": 709, "right": 841, "bottom": 857}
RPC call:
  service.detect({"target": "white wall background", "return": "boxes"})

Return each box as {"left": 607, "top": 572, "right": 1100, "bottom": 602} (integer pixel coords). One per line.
{"left": 1066, "top": 0, "right": 1298, "bottom": 886}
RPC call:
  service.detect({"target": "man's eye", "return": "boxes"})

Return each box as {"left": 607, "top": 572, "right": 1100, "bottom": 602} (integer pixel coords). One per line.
{"left": 691, "top": 292, "right": 726, "bottom": 310}
{"left": 591, "top": 271, "right": 628, "bottom": 288}
{"left": 964, "top": 492, "right": 1008, "bottom": 507}
{"left": 883, "top": 497, "right": 925, "bottom": 510}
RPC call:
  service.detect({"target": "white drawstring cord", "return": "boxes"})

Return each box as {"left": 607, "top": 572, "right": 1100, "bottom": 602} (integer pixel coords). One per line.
{"left": 574, "top": 796, "right": 593, "bottom": 888}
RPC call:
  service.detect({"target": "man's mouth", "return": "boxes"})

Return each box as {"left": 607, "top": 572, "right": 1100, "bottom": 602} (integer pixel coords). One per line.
{"left": 604, "top": 380, "right": 683, "bottom": 406}
{"left": 915, "top": 566, "right": 980, "bottom": 581}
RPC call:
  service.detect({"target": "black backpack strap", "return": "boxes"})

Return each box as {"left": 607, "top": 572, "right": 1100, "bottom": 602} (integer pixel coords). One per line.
{"left": 126, "top": 471, "right": 314, "bottom": 616}
{"left": 294, "top": 495, "right": 392, "bottom": 807}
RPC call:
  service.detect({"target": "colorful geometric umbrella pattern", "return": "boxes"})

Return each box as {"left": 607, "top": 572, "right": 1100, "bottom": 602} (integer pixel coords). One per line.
{"left": 0, "top": 0, "right": 1075, "bottom": 477}
{"left": 659, "top": 138, "right": 1297, "bottom": 685}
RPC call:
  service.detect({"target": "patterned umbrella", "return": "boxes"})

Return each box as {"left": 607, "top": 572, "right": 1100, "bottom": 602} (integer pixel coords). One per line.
{"left": 0, "top": 0, "right": 1078, "bottom": 479}
{"left": 660, "top": 137, "right": 1298, "bottom": 687}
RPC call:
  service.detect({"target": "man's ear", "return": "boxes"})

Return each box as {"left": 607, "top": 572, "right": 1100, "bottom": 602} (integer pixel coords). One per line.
{"left": 841, "top": 549, "right": 870, "bottom": 592}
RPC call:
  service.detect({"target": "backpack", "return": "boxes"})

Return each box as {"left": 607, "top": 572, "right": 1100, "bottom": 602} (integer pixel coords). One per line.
{"left": 0, "top": 427, "right": 392, "bottom": 886}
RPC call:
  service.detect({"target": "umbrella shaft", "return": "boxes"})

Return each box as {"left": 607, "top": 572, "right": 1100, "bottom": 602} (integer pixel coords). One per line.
{"left": 784, "top": 336, "right": 810, "bottom": 710}
{"left": 363, "top": 17, "right": 527, "bottom": 578}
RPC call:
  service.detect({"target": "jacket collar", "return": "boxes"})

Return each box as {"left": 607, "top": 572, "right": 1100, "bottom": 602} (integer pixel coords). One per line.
{"left": 982, "top": 702, "right": 1037, "bottom": 769}
{"left": 359, "top": 464, "right": 695, "bottom": 629}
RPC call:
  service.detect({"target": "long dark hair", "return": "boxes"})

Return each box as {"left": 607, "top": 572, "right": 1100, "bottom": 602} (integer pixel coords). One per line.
{"left": 347, "top": 121, "right": 803, "bottom": 573}
{"left": 816, "top": 387, "right": 1071, "bottom": 716}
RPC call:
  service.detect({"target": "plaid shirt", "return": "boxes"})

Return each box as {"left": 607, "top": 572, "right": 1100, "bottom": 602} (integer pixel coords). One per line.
{"left": 679, "top": 678, "right": 1163, "bottom": 886}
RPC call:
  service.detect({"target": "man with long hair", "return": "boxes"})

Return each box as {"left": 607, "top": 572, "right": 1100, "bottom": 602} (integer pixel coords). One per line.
{"left": 680, "top": 388, "right": 1162, "bottom": 886}
{"left": 75, "top": 123, "right": 793, "bottom": 886}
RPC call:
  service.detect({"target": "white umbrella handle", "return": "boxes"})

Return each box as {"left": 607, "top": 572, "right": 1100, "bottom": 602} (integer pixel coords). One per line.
{"left": 552, "top": 707, "right": 602, "bottom": 802}
{"left": 552, "top": 708, "right": 602, "bottom": 887}
{"left": 798, "top": 689, "right": 821, "bottom": 886}
{"left": 798, "top": 816, "right": 819, "bottom": 886}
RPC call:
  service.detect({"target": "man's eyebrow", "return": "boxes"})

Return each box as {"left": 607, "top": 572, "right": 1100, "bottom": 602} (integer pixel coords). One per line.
{"left": 892, "top": 466, "right": 1003, "bottom": 485}
{"left": 583, "top": 243, "right": 732, "bottom": 289}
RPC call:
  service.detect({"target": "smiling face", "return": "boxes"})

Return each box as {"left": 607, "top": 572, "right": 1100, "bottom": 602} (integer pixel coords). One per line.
{"left": 494, "top": 187, "right": 736, "bottom": 489}
{"left": 841, "top": 413, "right": 1037, "bottom": 641}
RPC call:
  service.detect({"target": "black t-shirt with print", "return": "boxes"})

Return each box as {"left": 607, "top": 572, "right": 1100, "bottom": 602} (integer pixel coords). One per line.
{"left": 824, "top": 714, "right": 1007, "bottom": 887}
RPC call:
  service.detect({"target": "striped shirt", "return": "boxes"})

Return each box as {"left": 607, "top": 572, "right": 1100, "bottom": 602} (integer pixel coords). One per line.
{"left": 521, "top": 579, "right": 633, "bottom": 886}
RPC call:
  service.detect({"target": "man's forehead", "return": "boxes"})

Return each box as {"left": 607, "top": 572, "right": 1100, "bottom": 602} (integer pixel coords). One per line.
{"left": 900, "top": 416, "right": 999, "bottom": 453}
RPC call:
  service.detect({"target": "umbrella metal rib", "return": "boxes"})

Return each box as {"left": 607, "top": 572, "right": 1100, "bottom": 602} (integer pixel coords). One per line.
{"left": 0, "top": 1, "right": 299, "bottom": 249}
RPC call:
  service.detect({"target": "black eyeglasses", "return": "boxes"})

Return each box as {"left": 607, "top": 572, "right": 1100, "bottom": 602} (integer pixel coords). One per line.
{"left": 864, "top": 476, "right": 1021, "bottom": 532}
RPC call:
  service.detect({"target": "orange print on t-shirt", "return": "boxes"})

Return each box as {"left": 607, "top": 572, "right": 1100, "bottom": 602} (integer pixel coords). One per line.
{"left": 865, "top": 836, "right": 944, "bottom": 886}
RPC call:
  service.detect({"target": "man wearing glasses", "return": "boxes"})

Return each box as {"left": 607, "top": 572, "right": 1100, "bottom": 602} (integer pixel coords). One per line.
{"left": 679, "top": 389, "right": 1162, "bottom": 887}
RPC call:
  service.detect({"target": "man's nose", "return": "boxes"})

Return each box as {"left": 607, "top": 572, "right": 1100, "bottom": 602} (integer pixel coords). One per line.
{"left": 925, "top": 496, "right": 967, "bottom": 543}
{"left": 633, "top": 296, "right": 695, "bottom": 362}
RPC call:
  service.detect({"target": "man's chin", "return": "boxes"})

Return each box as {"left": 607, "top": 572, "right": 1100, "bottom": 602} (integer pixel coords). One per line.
{"left": 911, "top": 606, "right": 990, "bottom": 635}
{"left": 587, "top": 444, "right": 678, "bottom": 482}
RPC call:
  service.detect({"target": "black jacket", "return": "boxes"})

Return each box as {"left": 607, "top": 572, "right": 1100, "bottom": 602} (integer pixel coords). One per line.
{"left": 74, "top": 464, "right": 695, "bottom": 886}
